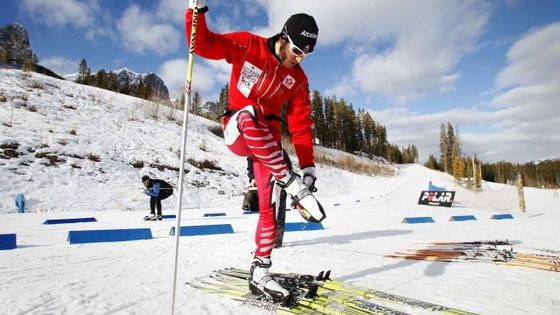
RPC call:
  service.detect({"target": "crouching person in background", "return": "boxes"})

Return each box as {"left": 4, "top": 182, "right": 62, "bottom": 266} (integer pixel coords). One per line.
{"left": 142, "top": 175, "right": 173, "bottom": 221}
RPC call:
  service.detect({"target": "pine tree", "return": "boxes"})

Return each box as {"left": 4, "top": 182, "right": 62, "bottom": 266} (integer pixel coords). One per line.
{"left": 439, "top": 123, "right": 448, "bottom": 172}
{"left": 323, "top": 97, "right": 336, "bottom": 148}
{"left": 446, "top": 123, "right": 455, "bottom": 174}
{"left": 402, "top": 144, "right": 419, "bottom": 163}
{"left": 78, "top": 59, "right": 89, "bottom": 84}
{"left": 120, "top": 77, "right": 130, "bottom": 95}
{"left": 136, "top": 78, "right": 145, "bottom": 99}
{"left": 339, "top": 102, "right": 359, "bottom": 153}
{"left": 107, "top": 72, "right": 118, "bottom": 92}
{"left": 190, "top": 90, "right": 202, "bottom": 115}
{"left": 387, "top": 144, "right": 403, "bottom": 163}
{"left": 84, "top": 68, "right": 94, "bottom": 85}
{"left": 95, "top": 69, "right": 107, "bottom": 89}
{"left": 450, "top": 123, "right": 464, "bottom": 181}
{"left": 425, "top": 154, "right": 439, "bottom": 170}
{"left": 310, "top": 90, "right": 325, "bottom": 145}
{"left": 410, "top": 145, "right": 418, "bottom": 163}
{"left": 452, "top": 124, "right": 462, "bottom": 157}
{"left": 332, "top": 98, "right": 344, "bottom": 149}
{"left": 376, "top": 124, "right": 387, "bottom": 159}
{"left": 350, "top": 105, "right": 364, "bottom": 153}
{"left": 215, "top": 83, "right": 229, "bottom": 121}
{"left": 176, "top": 93, "right": 186, "bottom": 110}
{"left": 453, "top": 155, "right": 465, "bottom": 182}
{"left": 361, "top": 111, "right": 375, "bottom": 156}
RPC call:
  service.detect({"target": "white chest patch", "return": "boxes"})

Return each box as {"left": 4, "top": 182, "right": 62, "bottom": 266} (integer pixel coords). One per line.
{"left": 237, "top": 61, "right": 263, "bottom": 97}
{"left": 282, "top": 75, "right": 295, "bottom": 89}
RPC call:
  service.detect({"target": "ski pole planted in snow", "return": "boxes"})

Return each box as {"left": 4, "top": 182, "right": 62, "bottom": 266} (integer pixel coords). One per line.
{"left": 171, "top": 2, "right": 200, "bottom": 314}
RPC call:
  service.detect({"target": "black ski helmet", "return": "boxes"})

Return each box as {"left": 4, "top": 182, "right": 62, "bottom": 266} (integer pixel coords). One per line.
{"left": 141, "top": 175, "right": 150, "bottom": 184}
{"left": 281, "top": 13, "right": 319, "bottom": 53}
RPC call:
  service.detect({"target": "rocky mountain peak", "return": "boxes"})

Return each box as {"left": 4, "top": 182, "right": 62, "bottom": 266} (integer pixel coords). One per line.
{"left": 0, "top": 22, "right": 38, "bottom": 65}
{"left": 111, "top": 68, "right": 170, "bottom": 100}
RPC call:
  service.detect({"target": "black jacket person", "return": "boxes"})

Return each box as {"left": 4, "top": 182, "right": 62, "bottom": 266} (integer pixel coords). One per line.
{"left": 142, "top": 175, "right": 173, "bottom": 220}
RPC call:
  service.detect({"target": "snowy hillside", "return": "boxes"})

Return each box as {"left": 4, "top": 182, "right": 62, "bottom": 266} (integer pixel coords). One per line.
{"left": 0, "top": 68, "right": 255, "bottom": 213}
{"left": 1, "top": 69, "right": 560, "bottom": 315}
{"left": 0, "top": 68, "right": 392, "bottom": 214}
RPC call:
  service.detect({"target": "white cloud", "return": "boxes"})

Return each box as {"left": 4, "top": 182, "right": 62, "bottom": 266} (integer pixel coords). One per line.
{"left": 324, "top": 76, "right": 357, "bottom": 100}
{"left": 250, "top": 0, "right": 490, "bottom": 102}
{"left": 158, "top": 59, "right": 188, "bottom": 100}
{"left": 156, "top": 0, "right": 188, "bottom": 25}
{"left": 19, "top": 0, "right": 114, "bottom": 41}
{"left": 155, "top": 0, "right": 259, "bottom": 31}
{"left": 40, "top": 56, "right": 79, "bottom": 75}
{"left": 158, "top": 58, "right": 230, "bottom": 100}
{"left": 84, "top": 11, "right": 117, "bottom": 42}
{"left": 20, "top": 0, "right": 99, "bottom": 28}
{"left": 374, "top": 22, "right": 560, "bottom": 163}
{"left": 496, "top": 23, "right": 560, "bottom": 88}
{"left": 488, "top": 22, "right": 560, "bottom": 162}
{"left": 117, "top": 5, "right": 181, "bottom": 56}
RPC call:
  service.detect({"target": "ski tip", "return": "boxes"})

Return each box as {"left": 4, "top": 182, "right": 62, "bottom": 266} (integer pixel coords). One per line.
{"left": 324, "top": 270, "right": 331, "bottom": 280}
{"left": 316, "top": 270, "right": 331, "bottom": 281}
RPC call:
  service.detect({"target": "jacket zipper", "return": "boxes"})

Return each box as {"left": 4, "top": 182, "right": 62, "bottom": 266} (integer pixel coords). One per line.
{"left": 257, "top": 64, "right": 279, "bottom": 107}
{"left": 255, "top": 61, "right": 269, "bottom": 93}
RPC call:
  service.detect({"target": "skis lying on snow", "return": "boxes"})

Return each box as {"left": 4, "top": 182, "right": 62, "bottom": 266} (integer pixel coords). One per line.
{"left": 388, "top": 240, "right": 560, "bottom": 272}
{"left": 187, "top": 268, "right": 477, "bottom": 315}
{"left": 531, "top": 247, "right": 560, "bottom": 255}
{"left": 426, "top": 240, "right": 513, "bottom": 246}
{"left": 188, "top": 269, "right": 405, "bottom": 315}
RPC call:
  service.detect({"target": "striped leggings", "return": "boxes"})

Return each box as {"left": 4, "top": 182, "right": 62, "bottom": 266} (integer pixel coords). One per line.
{"left": 223, "top": 105, "right": 287, "bottom": 257}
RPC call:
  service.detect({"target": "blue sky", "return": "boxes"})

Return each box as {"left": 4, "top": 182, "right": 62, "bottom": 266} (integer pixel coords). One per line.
{"left": 1, "top": 0, "right": 559, "bottom": 164}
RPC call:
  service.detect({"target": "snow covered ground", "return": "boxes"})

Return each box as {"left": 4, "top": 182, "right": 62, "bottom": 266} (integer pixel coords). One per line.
{"left": 1, "top": 69, "right": 559, "bottom": 315}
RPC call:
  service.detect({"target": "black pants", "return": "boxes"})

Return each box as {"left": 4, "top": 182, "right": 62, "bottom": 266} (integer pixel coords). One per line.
{"left": 150, "top": 191, "right": 172, "bottom": 216}
{"left": 274, "top": 189, "right": 287, "bottom": 247}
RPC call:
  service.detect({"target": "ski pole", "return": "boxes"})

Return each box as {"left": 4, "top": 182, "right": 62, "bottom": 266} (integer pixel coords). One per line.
{"left": 171, "top": 4, "right": 199, "bottom": 314}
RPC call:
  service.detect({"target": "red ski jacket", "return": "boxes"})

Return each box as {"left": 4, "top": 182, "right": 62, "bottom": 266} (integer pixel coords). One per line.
{"left": 185, "top": 9, "right": 315, "bottom": 168}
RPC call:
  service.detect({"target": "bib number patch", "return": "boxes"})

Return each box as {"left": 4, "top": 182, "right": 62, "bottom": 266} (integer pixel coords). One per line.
{"left": 237, "top": 61, "right": 263, "bottom": 97}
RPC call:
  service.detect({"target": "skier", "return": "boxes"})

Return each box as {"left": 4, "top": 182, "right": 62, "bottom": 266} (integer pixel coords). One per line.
{"left": 186, "top": 0, "right": 325, "bottom": 304}
{"left": 241, "top": 157, "right": 258, "bottom": 212}
{"left": 142, "top": 175, "right": 173, "bottom": 221}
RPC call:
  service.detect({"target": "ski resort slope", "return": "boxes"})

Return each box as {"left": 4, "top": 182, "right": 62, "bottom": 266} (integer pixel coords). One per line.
{"left": 1, "top": 69, "right": 560, "bottom": 315}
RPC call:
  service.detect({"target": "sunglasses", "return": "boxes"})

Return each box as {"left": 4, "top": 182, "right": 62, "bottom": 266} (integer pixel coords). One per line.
{"left": 283, "top": 26, "right": 313, "bottom": 57}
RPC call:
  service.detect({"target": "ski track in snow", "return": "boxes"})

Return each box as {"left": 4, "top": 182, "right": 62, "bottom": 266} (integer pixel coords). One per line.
{"left": 1, "top": 69, "right": 560, "bottom": 314}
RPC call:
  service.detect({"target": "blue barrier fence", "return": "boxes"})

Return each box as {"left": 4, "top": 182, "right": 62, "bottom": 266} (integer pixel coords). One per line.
{"left": 402, "top": 216, "right": 435, "bottom": 224}
{"left": 68, "top": 228, "right": 153, "bottom": 244}
{"left": 0, "top": 234, "right": 17, "bottom": 250}
{"left": 169, "top": 224, "right": 234, "bottom": 236}
{"left": 203, "top": 212, "right": 226, "bottom": 217}
{"left": 449, "top": 215, "right": 477, "bottom": 222}
{"left": 491, "top": 214, "right": 514, "bottom": 220}
{"left": 44, "top": 217, "right": 97, "bottom": 225}
{"left": 285, "top": 222, "right": 324, "bottom": 232}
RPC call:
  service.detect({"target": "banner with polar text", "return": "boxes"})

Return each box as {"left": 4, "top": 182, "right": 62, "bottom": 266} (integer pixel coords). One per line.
{"left": 418, "top": 191, "right": 455, "bottom": 207}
